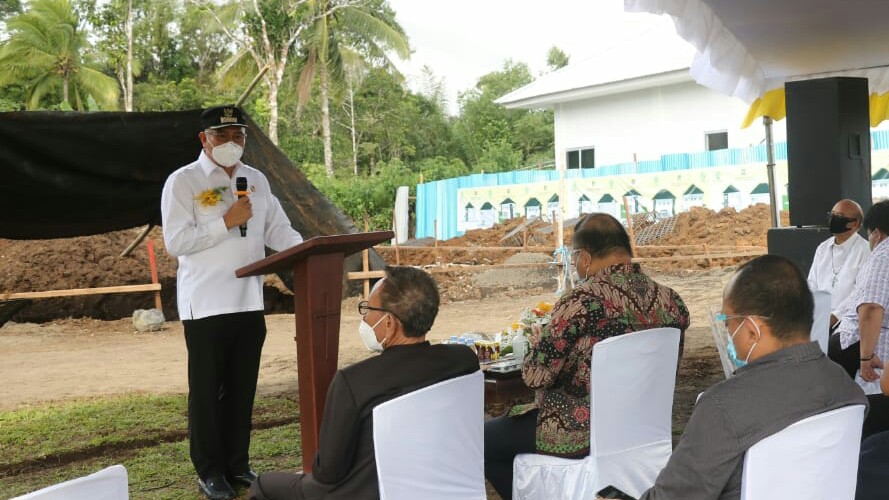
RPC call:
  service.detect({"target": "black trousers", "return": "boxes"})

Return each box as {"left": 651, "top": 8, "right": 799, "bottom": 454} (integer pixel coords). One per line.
{"left": 184, "top": 310, "right": 266, "bottom": 480}
{"left": 857, "top": 430, "right": 889, "bottom": 500}
{"left": 828, "top": 332, "right": 860, "bottom": 379}
{"left": 484, "top": 409, "right": 538, "bottom": 500}
{"left": 863, "top": 394, "right": 889, "bottom": 440}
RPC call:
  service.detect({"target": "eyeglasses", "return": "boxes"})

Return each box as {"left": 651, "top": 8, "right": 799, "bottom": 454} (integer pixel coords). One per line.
{"left": 571, "top": 249, "right": 583, "bottom": 260}
{"left": 827, "top": 212, "right": 856, "bottom": 222}
{"left": 357, "top": 300, "right": 400, "bottom": 321}
{"left": 714, "top": 313, "right": 770, "bottom": 327}
{"left": 206, "top": 130, "right": 247, "bottom": 142}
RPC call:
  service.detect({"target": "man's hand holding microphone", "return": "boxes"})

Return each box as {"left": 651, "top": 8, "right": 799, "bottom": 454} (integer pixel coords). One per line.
{"left": 224, "top": 176, "right": 251, "bottom": 235}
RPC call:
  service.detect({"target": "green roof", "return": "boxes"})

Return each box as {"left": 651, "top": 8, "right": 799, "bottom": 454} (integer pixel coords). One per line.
{"left": 465, "top": 202, "right": 474, "bottom": 209}
{"left": 723, "top": 185, "right": 739, "bottom": 194}
{"left": 750, "top": 183, "right": 770, "bottom": 195}
{"left": 579, "top": 194, "right": 591, "bottom": 201}
{"left": 874, "top": 168, "right": 889, "bottom": 181}
{"left": 683, "top": 184, "right": 704, "bottom": 195}
{"left": 652, "top": 189, "right": 675, "bottom": 200}
{"left": 524, "top": 197, "right": 541, "bottom": 207}
{"left": 480, "top": 202, "right": 494, "bottom": 210}
{"left": 598, "top": 194, "right": 615, "bottom": 203}
{"left": 548, "top": 194, "right": 559, "bottom": 203}
{"left": 624, "top": 189, "right": 641, "bottom": 197}
{"left": 501, "top": 198, "right": 515, "bottom": 204}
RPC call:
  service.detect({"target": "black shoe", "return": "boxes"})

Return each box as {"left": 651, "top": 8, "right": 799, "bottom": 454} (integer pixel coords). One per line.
{"left": 198, "top": 475, "right": 236, "bottom": 500}
{"left": 228, "top": 469, "right": 258, "bottom": 488}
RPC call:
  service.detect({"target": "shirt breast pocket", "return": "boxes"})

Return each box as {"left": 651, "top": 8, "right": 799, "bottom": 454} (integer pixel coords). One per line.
{"left": 195, "top": 200, "right": 227, "bottom": 219}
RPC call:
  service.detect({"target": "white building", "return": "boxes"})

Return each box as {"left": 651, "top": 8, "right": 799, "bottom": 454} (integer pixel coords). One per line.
{"left": 496, "top": 23, "right": 787, "bottom": 175}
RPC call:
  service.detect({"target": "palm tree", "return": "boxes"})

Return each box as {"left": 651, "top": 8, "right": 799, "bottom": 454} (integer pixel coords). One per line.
{"left": 0, "top": 0, "right": 119, "bottom": 110}
{"left": 296, "top": 0, "right": 409, "bottom": 177}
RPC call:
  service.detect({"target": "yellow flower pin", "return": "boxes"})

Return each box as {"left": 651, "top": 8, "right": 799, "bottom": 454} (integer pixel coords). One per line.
{"left": 195, "top": 186, "right": 228, "bottom": 207}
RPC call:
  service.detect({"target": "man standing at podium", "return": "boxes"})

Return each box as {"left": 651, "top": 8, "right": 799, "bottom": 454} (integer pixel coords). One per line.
{"left": 161, "top": 105, "right": 304, "bottom": 500}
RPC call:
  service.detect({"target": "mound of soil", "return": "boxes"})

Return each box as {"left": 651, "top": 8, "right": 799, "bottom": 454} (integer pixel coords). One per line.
{"left": 0, "top": 227, "right": 294, "bottom": 323}
{"left": 1, "top": 205, "right": 788, "bottom": 322}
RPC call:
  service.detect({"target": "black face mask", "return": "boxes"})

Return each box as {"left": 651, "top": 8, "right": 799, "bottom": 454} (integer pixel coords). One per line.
{"left": 828, "top": 214, "right": 855, "bottom": 234}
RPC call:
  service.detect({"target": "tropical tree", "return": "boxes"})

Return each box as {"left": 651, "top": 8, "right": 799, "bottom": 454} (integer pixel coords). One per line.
{"left": 0, "top": 0, "right": 119, "bottom": 110}
{"left": 546, "top": 46, "right": 570, "bottom": 71}
{"left": 455, "top": 60, "right": 551, "bottom": 169}
{"left": 295, "top": 0, "right": 410, "bottom": 177}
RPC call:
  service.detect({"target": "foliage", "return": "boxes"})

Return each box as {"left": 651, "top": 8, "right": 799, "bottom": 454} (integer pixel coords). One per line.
{"left": 0, "top": 1, "right": 556, "bottom": 235}
{"left": 0, "top": 0, "right": 119, "bottom": 110}
{"left": 455, "top": 60, "right": 553, "bottom": 169}
{"left": 546, "top": 45, "right": 570, "bottom": 71}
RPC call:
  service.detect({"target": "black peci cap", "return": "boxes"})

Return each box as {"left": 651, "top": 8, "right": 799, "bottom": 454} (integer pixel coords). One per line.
{"left": 201, "top": 105, "right": 248, "bottom": 130}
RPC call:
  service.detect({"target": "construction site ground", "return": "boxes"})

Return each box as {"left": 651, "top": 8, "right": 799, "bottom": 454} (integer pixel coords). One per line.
{"left": 1, "top": 206, "right": 785, "bottom": 497}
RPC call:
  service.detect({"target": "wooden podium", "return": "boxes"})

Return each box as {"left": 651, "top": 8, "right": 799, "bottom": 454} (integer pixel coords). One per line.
{"left": 236, "top": 231, "right": 393, "bottom": 472}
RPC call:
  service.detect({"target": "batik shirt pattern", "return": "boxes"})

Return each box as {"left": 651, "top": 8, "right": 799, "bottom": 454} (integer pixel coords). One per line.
{"left": 514, "top": 263, "right": 690, "bottom": 457}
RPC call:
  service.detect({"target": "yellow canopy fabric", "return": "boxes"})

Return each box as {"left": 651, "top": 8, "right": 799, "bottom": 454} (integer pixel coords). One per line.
{"left": 742, "top": 88, "right": 889, "bottom": 128}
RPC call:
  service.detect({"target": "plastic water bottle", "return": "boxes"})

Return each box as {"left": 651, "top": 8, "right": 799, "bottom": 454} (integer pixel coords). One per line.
{"left": 512, "top": 335, "right": 529, "bottom": 363}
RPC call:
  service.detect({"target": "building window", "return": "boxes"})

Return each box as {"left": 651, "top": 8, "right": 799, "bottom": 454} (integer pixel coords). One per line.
{"left": 705, "top": 131, "right": 728, "bottom": 151}
{"left": 566, "top": 147, "right": 594, "bottom": 169}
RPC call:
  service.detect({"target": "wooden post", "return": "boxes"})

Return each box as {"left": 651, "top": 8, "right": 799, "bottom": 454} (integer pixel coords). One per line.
{"left": 362, "top": 214, "right": 371, "bottom": 299}
{"left": 552, "top": 218, "right": 559, "bottom": 247}
{"left": 434, "top": 220, "right": 440, "bottom": 264}
{"left": 391, "top": 207, "right": 401, "bottom": 265}
{"left": 623, "top": 196, "right": 636, "bottom": 257}
{"left": 146, "top": 239, "right": 163, "bottom": 310}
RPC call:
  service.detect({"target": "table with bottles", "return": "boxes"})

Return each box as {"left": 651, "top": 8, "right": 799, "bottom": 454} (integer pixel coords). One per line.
{"left": 446, "top": 333, "right": 534, "bottom": 416}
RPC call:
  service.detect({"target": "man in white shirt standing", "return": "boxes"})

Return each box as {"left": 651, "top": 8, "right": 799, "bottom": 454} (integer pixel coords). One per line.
{"left": 808, "top": 199, "right": 870, "bottom": 315}
{"left": 161, "top": 105, "right": 303, "bottom": 500}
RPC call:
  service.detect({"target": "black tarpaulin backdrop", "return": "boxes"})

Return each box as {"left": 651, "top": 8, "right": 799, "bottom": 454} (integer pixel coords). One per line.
{"left": 0, "top": 109, "right": 361, "bottom": 239}
{"left": 0, "top": 109, "right": 384, "bottom": 275}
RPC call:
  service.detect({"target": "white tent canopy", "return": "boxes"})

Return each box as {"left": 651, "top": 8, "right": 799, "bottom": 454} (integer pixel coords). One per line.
{"left": 625, "top": 0, "right": 889, "bottom": 103}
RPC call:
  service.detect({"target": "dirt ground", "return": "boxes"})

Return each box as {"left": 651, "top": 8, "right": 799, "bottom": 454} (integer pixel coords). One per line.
{"left": 0, "top": 267, "right": 729, "bottom": 412}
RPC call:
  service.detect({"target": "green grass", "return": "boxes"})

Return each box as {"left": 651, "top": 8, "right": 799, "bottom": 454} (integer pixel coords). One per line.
{"left": 0, "top": 394, "right": 302, "bottom": 499}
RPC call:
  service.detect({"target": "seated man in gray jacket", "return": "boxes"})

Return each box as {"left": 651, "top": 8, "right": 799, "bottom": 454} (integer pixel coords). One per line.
{"left": 636, "top": 255, "right": 866, "bottom": 500}
{"left": 248, "top": 266, "right": 479, "bottom": 500}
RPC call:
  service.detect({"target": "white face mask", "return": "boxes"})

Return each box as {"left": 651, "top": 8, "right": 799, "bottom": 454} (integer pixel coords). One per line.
{"left": 210, "top": 141, "right": 243, "bottom": 167}
{"left": 358, "top": 315, "right": 386, "bottom": 352}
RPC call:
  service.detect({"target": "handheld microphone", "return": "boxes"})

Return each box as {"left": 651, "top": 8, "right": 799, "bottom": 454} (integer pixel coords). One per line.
{"left": 235, "top": 176, "right": 248, "bottom": 237}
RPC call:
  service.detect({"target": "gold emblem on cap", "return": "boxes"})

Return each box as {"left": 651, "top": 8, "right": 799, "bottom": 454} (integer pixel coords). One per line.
{"left": 220, "top": 107, "right": 237, "bottom": 123}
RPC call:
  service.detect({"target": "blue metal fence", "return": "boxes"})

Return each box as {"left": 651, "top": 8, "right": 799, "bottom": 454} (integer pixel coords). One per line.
{"left": 416, "top": 130, "right": 889, "bottom": 240}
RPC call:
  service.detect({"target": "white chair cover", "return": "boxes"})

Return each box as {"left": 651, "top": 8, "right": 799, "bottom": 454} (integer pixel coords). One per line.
{"left": 811, "top": 291, "right": 831, "bottom": 353}
{"left": 373, "top": 371, "right": 485, "bottom": 500}
{"left": 12, "top": 465, "right": 128, "bottom": 500}
{"left": 741, "top": 405, "right": 865, "bottom": 500}
{"left": 512, "top": 327, "right": 681, "bottom": 500}
{"left": 707, "top": 306, "right": 735, "bottom": 379}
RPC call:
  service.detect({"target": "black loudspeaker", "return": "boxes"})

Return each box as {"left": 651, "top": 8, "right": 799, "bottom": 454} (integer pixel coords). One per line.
{"left": 785, "top": 77, "right": 872, "bottom": 227}
{"left": 768, "top": 226, "right": 833, "bottom": 277}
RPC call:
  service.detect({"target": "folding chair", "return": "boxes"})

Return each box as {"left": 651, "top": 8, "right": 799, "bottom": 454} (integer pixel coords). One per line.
{"left": 12, "top": 464, "right": 128, "bottom": 500}
{"left": 512, "top": 327, "right": 681, "bottom": 499}
{"left": 741, "top": 404, "right": 865, "bottom": 500}
{"left": 373, "top": 371, "right": 485, "bottom": 500}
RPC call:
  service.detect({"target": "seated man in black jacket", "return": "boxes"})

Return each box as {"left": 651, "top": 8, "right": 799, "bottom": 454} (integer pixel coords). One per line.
{"left": 248, "top": 265, "right": 479, "bottom": 500}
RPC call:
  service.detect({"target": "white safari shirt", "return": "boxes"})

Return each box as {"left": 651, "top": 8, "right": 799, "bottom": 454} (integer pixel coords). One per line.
{"left": 160, "top": 151, "right": 303, "bottom": 320}
{"left": 807, "top": 233, "right": 870, "bottom": 311}
{"left": 838, "top": 238, "right": 889, "bottom": 357}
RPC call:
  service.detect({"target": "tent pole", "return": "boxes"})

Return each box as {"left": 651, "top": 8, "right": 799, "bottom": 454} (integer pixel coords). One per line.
{"left": 119, "top": 223, "right": 154, "bottom": 258}
{"left": 236, "top": 66, "right": 270, "bottom": 107}
{"left": 764, "top": 116, "right": 780, "bottom": 228}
